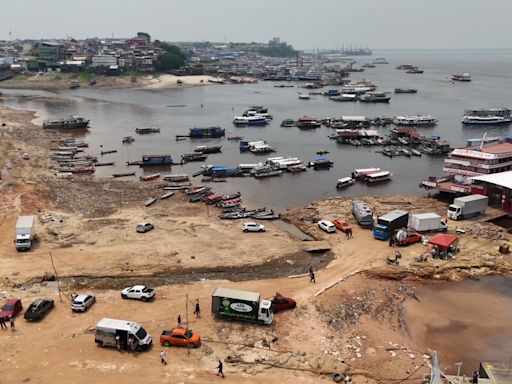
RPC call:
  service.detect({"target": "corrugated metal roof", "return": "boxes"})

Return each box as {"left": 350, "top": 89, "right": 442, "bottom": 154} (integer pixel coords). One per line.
{"left": 471, "top": 171, "right": 512, "bottom": 190}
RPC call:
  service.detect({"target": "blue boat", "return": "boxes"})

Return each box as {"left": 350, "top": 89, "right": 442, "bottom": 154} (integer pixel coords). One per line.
{"left": 141, "top": 154, "right": 172, "bottom": 165}
{"left": 203, "top": 166, "right": 244, "bottom": 177}
{"left": 189, "top": 127, "right": 225, "bottom": 138}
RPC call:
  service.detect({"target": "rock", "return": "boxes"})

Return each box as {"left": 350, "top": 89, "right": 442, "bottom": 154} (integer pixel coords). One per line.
{"left": 366, "top": 347, "right": 376, "bottom": 357}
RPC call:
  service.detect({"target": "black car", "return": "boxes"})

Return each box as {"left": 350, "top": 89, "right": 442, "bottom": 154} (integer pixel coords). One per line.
{"left": 24, "top": 298, "right": 54, "bottom": 321}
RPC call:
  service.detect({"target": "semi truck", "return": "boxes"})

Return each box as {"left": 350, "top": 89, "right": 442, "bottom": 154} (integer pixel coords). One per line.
{"left": 373, "top": 210, "right": 409, "bottom": 240}
{"left": 410, "top": 213, "right": 448, "bottom": 233}
{"left": 211, "top": 287, "right": 273, "bottom": 325}
{"left": 94, "top": 318, "right": 152, "bottom": 351}
{"left": 447, "top": 194, "right": 488, "bottom": 220}
{"left": 15, "top": 215, "right": 36, "bottom": 251}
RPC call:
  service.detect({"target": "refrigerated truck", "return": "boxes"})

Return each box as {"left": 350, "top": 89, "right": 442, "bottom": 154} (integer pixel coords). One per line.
{"left": 211, "top": 287, "right": 273, "bottom": 325}
{"left": 15, "top": 215, "right": 35, "bottom": 251}
{"left": 373, "top": 210, "right": 409, "bottom": 240}
{"left": 410, "top": 213, "right": 448, "bottom": 233}
{"left": 447, "top": 194, "right": 488, "bottom": 220}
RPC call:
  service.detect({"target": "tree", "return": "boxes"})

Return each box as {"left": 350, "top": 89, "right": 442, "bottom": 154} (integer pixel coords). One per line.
{"left": 153, "top": 41, "right": 186, "bottom": 72}
{"left": 258, "top": 43, "right": 296, "bottom": 58}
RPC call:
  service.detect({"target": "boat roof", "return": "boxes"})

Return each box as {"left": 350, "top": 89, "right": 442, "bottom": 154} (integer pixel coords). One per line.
{"left": 298, "top": 116, "right": 318, "bottom": 121}
{"left": 355, "top": 167, "right": 380, "bottom": 173}
{"left": 367, "top": 171, "right": 391, "bottom": 178}
{"left": 337, "top": 177, "right": 353, "bottom": 183}
{"left": 142, "top": 154, "right": 171, "bottom": 158}
{"left": 341, "top": 115, "right": 368, "bottom": 122}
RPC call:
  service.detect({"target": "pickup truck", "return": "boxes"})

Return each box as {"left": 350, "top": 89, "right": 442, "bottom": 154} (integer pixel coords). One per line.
{"left": 121, "top": 285, "right": 155, "bottom": 302}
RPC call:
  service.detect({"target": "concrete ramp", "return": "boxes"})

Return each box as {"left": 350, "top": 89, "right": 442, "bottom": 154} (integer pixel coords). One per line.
{"left": 302, "top": 240, "right": 331, "bottom": 253}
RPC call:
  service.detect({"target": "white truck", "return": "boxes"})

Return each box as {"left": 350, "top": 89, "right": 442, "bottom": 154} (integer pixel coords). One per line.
{"left": 410, "top": 213, "right": 448, "bottom": 233}
{"left": 15, "top": 215, "right": 36, "bottom": 251}
{"left": 211, "top": 287, "right": 274, "bottom": 325}
{"left": 95, "top": 318, "right": 152, "bottom": 351}
{"left": 447, "top": 194, "right": 488, "bottom": 221}
{"left": 121, "top": 285, "right": 155, "bottom": 301}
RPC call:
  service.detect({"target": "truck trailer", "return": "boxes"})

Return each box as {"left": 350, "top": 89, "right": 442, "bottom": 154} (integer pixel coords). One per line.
{"left": 410, "top": 213, "right": 448, "bottom": 233}
{"left": 15, "top": 215, "right": 36, "bottom": 251}
{"left": 447, "top": 194, "right": 488, "bottom": 220}
{"left": 211, "top": 287, "right": 273, "bottom": 325}
{"left": 373, "top": 210, "right": 409, "bottom": 240}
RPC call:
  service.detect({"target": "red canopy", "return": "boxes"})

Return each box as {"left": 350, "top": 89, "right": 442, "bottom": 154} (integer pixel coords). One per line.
{"left": 429, "top": 234, "right": 458, "bottom": 249}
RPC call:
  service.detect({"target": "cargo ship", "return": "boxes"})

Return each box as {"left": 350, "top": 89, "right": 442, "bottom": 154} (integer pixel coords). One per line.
{"left": 43, "top": 116, "right": 90, "bottom": 129}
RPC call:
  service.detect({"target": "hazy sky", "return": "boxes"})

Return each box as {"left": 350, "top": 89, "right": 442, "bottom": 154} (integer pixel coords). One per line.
{"left": 2, "top": 0, "right": 511, "bottom": 49}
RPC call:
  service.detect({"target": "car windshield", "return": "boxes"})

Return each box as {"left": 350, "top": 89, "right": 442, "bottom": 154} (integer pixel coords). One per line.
{"left": 2, "top": 304, "right": 14, "bottom": 311}
{"left": 17, "top": 239, "right": 30, "bottom": 244}
{"left": 448, "top": 206, "right": 457, "bottom": 212}
{"left": 135, "top": 327, "right": 147, "bottom": 340}
{"left": 185, "top": 329, "right": 193, "bottom": 338}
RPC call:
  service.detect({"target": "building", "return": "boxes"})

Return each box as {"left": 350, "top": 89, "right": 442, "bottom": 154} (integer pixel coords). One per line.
{"left": 37, "top": 41, "right": 64, "bottom": 62}
{"left": 470, "top": 171, "right": 512, "bottom": 213}
{"left": 91, "top": 55, "right": 118, "bottom": 67}
{"left": 422, "top": 138, "right": 512, "bottom": 194}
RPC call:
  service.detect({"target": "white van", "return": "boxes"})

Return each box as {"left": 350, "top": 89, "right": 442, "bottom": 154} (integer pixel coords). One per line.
{"left": 318, "top": 220, "right": 336, "bottom": 233}
{"left": 95, "top": 318, "right": 152, "bottom": 351}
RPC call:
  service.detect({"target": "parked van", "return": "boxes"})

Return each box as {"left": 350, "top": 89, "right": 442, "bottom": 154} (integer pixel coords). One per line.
{"left": 95, "top": 318, "right": 152, "bottom": 351}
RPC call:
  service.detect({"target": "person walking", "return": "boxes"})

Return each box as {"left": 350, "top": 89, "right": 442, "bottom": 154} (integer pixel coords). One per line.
{"left": 216, "top": 359, "right": 225, "bottom": 377}
{"left": 336, "top": 233, "right": 340, "bottom": 242}
{"left": 177, "top": 314, "right": 182, "bottom": 328}
{"left": 309, "top": 267, "right": 316, "bottom": 283}
{"left": 9, "top": 316, "right": 15, "bottom": 332}
{"left": 194, "top": 299, "right": 201, "bottom": 319}
{"left": 348, "top": 228, "right": 353, "bottom": 239}
{"left": 0, "top": 316, "right": 6, "bottom": 330}
{"left": 160, "top": 350, "right": 167, "bottom": 365}
{"left": 472, "top": 371, "right": 479, "bottom": 384}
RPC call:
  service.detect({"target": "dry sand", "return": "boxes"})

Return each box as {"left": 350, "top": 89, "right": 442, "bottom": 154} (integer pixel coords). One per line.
{"left": 0, "top": 103, "right": 511, "bottom": 383}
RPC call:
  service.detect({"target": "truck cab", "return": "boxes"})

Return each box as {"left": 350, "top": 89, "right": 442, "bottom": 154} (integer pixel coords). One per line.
{"left": 447, "top": 204, "right": 461, "bottom": 220}
{"left": 259, "top": 300, "right": 274, "bottom": 325}
{"left": 15, "top": 234, "right": 33, "bottom": 251}
{"left": 373, "top": 223, "right": 390, "bottom": 240}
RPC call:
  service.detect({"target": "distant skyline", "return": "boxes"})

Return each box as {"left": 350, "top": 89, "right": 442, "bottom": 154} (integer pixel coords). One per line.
{"left": 2, "top": 0, "right": 511, "bottom": 49}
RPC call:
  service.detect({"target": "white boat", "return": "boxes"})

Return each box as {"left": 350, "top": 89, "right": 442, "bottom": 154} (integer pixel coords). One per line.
{"left": 373, "top": 57, "right": 388, "bottom": 64}
{"left": 352, "top": 167, "right": 380, "bottom": 179}
{"left": 393, "top": 115, "right": 437, "bottom": 126}
{"left": 336, "top": 177, "right": 355, "bottom": 188}
{"left": 452, "top": 73, "right": 471, "bottom": 81}
{"left": 366, "top": 171, "right": 392, "bottom": 183}
{"left": 250, "top": 144, "right": 275, "bottom": 153}
{"left": 298, "top": 93, "right": 311, "bottom": 100}
{"left": 462, "top": 115, "right": 511, "bottom": 125}
{"left": 239, "top": 163, "right": 264, "bottom": 170}
{"left": 330, "top": 94, "right": 358, "bottom": 102}
{"left": 233, "top": 116, "right": 269, "bottom": 126}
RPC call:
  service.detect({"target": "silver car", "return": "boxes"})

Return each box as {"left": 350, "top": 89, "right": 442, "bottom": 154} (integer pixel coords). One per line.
{"left": 71, "top": 294, "right": 96, "bottom": 312}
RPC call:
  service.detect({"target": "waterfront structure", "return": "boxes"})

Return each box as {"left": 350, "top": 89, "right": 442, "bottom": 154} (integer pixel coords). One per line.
{"left": 421, "top": 139, "right": 512, "bottom": 194}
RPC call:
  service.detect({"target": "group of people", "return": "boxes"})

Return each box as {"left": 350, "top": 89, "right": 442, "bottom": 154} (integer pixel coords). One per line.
{"left": 0, "top": 315, "right": 15, "bottom": 332}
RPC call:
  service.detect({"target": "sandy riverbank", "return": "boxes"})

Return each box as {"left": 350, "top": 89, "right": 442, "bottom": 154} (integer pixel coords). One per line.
{"left": 0, "top": 72, "right": 225, "bottom": 91}
{"left": 0, "top": 103, "right": 511, "bottom": 383}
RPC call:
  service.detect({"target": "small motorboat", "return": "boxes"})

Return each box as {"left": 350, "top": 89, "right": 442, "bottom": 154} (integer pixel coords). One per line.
{"left": 316, "top": 150, "right": 330, "bottom": 155}
{"left": 336, "top": 177, "right": 355, "bottom": 189}
{"left": 140, "top": 173, "right": 160, "bottom": 181}
{"left": 122, "top": 136, "right": 135, "bottom": 143}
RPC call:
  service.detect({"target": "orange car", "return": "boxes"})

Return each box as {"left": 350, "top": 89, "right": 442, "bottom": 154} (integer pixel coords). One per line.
{"left": 160, "top": 328, "right": 201, "bottom": 348}
{"left": 332, "top": 219, "right": 352, "bottom": 233}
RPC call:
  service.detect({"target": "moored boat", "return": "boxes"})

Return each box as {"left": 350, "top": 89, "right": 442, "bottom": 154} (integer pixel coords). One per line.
{"left": 308, "top": 157, "right": 333, "bottom": 169}
{"left": 336, "top": 177, "right": 355, "bottom": 188}
{"left": 160, "top": 192, "right": 175, "bottom": 200}
{"left": 359, "top": 92, "right": 391, "bottom": 103}
{"left": 135, "top": 127, "right": 160, "bottom": 134}
{"left": 163, "top": 174, "right": 189, "bottom": 182}
{"left": 365, "top": 171, "right": 392, "bottom": 183}
{"left": 253, "top": 170, "right": 283, "bottom": 178}
{"left": 43, "top": 116, "right": 90, "bottom": 129}
{"left": 393, "top": 115, "right": 437, "bottom": 126}
{"left": 140, "top": 173, "right": 161, "bottom": 181}
{"left": 461, "top": 108, "right": 512, "bottom": 125}
{"left": 394, "top": 88, "right": 417, "bottom": 94}
{"left": 452, "top": 73, "right": 471, "bottom": 81}
{"left": 144, "top": 197, "right": 158, "bottom": 207}
{"left": 122, "top": 136, "right": 135, "bottom": 143}
{"left": 194, "top": 145, "right": 222, "bottom": 154}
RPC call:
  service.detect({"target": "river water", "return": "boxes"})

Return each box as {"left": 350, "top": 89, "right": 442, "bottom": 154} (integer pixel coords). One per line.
{"left": 404, "top": 276, "right": 512, "bottom": 375}
{"left": 2, "top": 49, "right": 512, "bottom": 210}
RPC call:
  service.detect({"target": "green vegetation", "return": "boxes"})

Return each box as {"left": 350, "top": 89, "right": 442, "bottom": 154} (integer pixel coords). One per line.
{"left": 258, "top": 43, "right": 296, "bottom": 58}
{"left": 52, "top": 74, "right": 63, "bottom": 81}
{"left": 153, "top": 40, "right": 186, "bottom": 72}
{"left": 78, "top": 72, "right": 92, "bottom": 83}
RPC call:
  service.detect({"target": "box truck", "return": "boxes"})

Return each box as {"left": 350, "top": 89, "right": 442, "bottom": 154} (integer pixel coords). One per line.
{"left": 447, "top": 194, "right": 488, "bottom": 220}
{"left": 373, "top": 210, "right": 409, "bottom": 240}
{"left": 95, "top": 318, "right": 152, "bottom": 351}
{"left": 410, "top": 213, "right": 448, "bottom": 233}
{"left": 211, "top": 287, "right": 273, "bottom": 325}
{"left": 15, "top": 215, "right": 36, "bottom": 251}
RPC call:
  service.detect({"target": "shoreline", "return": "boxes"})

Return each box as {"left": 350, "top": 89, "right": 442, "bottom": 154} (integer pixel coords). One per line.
{"left": 0, "top": 73, "right": 226, "bottom": 92}
{"left": 0, "top": 102, "right": 511, "bottom": 382}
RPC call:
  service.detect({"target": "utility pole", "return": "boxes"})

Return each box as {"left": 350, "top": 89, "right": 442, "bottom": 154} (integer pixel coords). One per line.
{"left": 186, "top": 293, "right": 190, "bottom": 355}
{"left": 49, "top": 251, "right": 63, "bottom": 303}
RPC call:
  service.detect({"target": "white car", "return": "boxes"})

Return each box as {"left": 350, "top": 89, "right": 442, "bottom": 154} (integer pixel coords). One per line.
{"left": 121, "top": 285, "right": 155, "bottom": 301}
{"left": 242, "top": 222, "right": 266, "bottom": 232}
{"left": 136, "top": 222, "right": 154, "bottom": 233}
{"left": 71, "top": 294, "right": 96, "bottom": 312}
{"left": 317, "top": 220, "right": 336, "bottom": 233}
